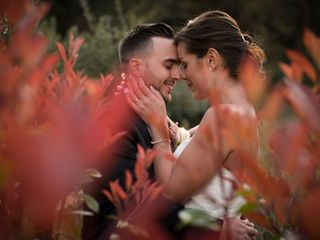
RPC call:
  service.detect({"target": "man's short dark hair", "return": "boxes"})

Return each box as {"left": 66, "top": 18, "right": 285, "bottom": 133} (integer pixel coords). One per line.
{"left": 119, "top": 23, "right": 174, "bottom": 70}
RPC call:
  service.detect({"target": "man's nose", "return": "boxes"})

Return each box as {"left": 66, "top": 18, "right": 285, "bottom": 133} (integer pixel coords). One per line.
{"left": 171, "top": 64, "right": 182, "bottom": 80}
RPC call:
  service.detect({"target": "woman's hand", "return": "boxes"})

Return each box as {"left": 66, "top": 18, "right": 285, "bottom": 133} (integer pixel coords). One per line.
{"left": 125, "top": 75, "right": 168, "bottom": 135}
{"left": 167, "top": 117, "right": 181, "bottom": 147}
{"left": 125, "top": 75, "right": 174, "bottom": 184}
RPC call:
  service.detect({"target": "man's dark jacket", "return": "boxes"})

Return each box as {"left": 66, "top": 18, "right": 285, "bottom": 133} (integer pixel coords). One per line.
{"left": 82, "top": 96, "right": 154, "bottom": 240}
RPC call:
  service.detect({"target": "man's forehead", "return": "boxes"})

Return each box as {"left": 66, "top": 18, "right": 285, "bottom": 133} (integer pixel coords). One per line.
{"left": 149, "top": 37, "right": 178, "bottom": 61}
{"left": 151, "top": 37, "right": 176, "bottom": 51}
{"left": 164, "top": 58, "right": 179, "bottom": 64}
{"left": 151, "top": 36, "right": 175, "bottom": 44}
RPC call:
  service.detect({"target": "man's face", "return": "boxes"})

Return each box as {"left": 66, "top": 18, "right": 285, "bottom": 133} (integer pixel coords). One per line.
{"left": 142, "top": 37, "right": 180, "bottom": 102}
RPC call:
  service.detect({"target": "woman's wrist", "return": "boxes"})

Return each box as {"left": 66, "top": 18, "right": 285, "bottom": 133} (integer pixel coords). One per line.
{"left": 151, "top": 138, "right": 171, "bottom": 145}
{"left": 150, "top": 124, "right": 171, "bottom": 149}
{"left": 150, "top": 117, "right": 168, "bottom": 136}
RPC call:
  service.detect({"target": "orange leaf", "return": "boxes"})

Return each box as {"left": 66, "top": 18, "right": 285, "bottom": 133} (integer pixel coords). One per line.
{"left": 239, "top": 60, "right": 267, "bottom": 105}
{"left": 258, "top": 87, "right": 284, "bottom": 126}
{"left": 135, "top": 190, "right": 142, "bottom": 203}
{"left": 300, "top": 188, "right": 320, "bottom": 239}
{"left": 100, "top": 73, "right": 114, "bottom": 88}
{"left": 71, "top": 37, "right": 84, "bottom": 60}
{"left": 284, "top": 79, "right": 320, "bottom": 133}
{"left": 135, "top": 152, "right": 145, "bottom": 179}
{"left": 163, "top": 153, "right": 177, "bottom": 163}
{"left": 137, "top": 144, "right": 146, "bottom": 164}
{"left": 244, "top": 211, "right": 275, "bottom": 234}
{"left": 150, "top": 185, "right": 164, "bottom": 201}
{"left": 303, "top": 28, "right": 320, "bottom": 70}
{"left": 286, "top": 50, "right": 317, "bottom": 82}
{"left": 125, "top": 170, "right": 133, "bottom": 191}
{"left": 292, "top": 62, "right": 303, "bottom": 83}
{"left": 56, "top": 42, "right": 67, "bottom": 63}
{"left": 110, "top": 181, "right": 128, "bottom": 201}
{"left": 41, "top": 53, "right": 60, "bottom": 73}
{"left": 279, "top": 62, "right": 293, "bottom": 80}
{"left": 102, "top": 189, "right": 114, "bottom": 204}
{"left": 145, "top": 149, "right": 157, "bottom": 168}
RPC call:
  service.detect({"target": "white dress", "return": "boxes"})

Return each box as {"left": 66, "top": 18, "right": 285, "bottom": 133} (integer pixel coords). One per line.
{"left": 174, "top": 137, "right": 246, "bottom": 220}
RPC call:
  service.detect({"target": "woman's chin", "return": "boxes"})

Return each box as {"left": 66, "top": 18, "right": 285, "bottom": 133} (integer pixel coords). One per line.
{"left": 192, "top": 91, "right": 205, "bottom": 101}
{"left": 192, "top": 93, "right": 201, "bottom": 100}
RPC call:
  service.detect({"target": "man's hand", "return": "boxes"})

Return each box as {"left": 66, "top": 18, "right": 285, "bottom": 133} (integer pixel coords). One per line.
{"left": 220, "top": 217, "right": 258, "bottom": 240}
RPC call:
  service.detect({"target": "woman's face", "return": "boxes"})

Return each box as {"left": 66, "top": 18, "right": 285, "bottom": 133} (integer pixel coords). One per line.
{"left": 177, "top": 42, "right": 211, "bottom": 100}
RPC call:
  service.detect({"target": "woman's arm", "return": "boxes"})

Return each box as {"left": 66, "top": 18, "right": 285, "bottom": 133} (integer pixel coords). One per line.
{"left": 188, "top": 125, "right": 198, "bottom": 137}
{"left": 164, "top": 108, "right": 225, "bottom": 202}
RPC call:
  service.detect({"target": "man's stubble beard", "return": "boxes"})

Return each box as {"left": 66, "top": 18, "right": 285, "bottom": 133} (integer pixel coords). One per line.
{"left": 143, "top": 68, "right": 173, "bottom": 103}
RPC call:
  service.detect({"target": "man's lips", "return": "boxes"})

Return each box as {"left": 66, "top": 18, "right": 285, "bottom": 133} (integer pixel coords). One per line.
{"left": 164, "top": 80, "right": 176, "bottom": 92}
{"left": 164, "top": 79, "right": 176, "bottom": 86}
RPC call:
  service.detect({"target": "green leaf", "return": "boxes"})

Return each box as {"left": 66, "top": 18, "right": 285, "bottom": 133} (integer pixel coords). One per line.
{"left": 71, "top": 210, "right": 94, "bottom": 216}
{"left": 80, "top": 168, "right": 103, "bottom": 184}
{"left": 85, "top": 168, "right": 102, "bottom": 178}
{"left": 177, "top": 208, "right": 221, "bottom": 231}
{"left": 106, "top": 215, "right": 118, "bottom": 221}
{"left": 110, "top": 233, "right": 121, "bottom": 240}
{"left": 82, "top": 193, "right": 99, "bottom": 213}
{"left": 237, "top": 202, "right": 259, "bottom": 215}
{"left": 236, "top": 188, "right": 254, "bottom": 197}
{"left": 116, "top": 220, "right": 129, "bottom": 228}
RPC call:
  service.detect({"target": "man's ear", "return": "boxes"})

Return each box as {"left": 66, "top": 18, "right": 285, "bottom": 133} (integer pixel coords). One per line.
{"left": 128, "top": 58, "right": 144, "bottom": 77}
{"left": 206, "top": 48, "right": 220, "bottom": 70}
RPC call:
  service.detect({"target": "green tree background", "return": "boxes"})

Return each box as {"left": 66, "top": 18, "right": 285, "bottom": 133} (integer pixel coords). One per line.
{"left": 38, "top": 0, "right": 320, "bottom": 126}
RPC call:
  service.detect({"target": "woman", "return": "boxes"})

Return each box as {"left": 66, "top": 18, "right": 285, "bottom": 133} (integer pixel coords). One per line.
{"left": 126, "top": 10, "right": 264, "bottom": 239}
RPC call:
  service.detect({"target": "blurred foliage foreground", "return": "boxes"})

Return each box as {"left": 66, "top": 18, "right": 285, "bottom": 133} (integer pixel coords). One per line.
{"left": 1, "top": 1, "right": 320, "bottom": 240}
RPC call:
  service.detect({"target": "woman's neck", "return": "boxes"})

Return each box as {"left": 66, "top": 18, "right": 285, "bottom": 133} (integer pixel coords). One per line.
{"left": 210, "top": 74, "right": 255, "bottom": 115}
{"left": 220, "top": 79, "right": 245, "bottom": 104}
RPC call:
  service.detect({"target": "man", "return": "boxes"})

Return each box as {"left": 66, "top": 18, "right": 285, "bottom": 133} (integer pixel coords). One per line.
{"left": 82, "top": 23, "right": 180, "bottom": 240}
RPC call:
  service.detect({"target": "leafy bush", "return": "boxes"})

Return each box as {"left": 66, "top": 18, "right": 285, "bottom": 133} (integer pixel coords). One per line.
{"left": 1, "top": 1, "right": 320, "bottom": 240}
